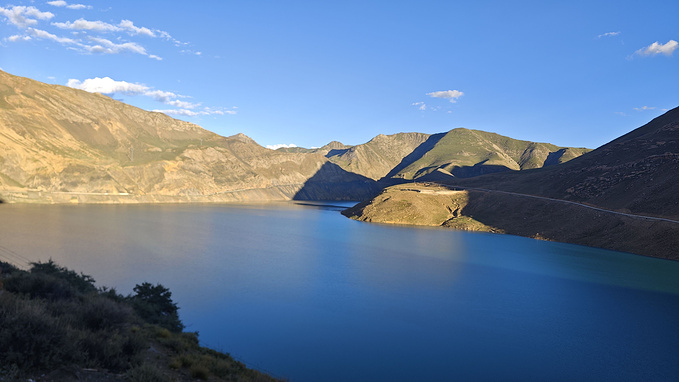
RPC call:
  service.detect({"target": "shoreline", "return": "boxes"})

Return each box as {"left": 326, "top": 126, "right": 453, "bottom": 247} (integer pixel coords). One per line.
{"left": 342, "top": 183, "right": 679, "bottom": 261}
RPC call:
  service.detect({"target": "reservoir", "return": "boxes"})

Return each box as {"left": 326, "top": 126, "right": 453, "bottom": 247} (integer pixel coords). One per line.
{"left": 1, "top": 202, "right": 678, "bottom": 381}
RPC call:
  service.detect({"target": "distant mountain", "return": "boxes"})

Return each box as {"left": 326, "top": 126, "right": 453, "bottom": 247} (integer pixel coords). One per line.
{"left": 305, "top": 129, "right": 589, "bottom": 182}
{"left": 0, "top": 70, "right": 378, "bottom": 203}
{"left": 389, "top": 128, "right": 590, "bottom": 180}
{"left": 454, "top": 107, "right": 679, "bottom": 219}
{"left": 0, "top": 69, "right": 593, "bottom": 205}
{"left": 324, "top": 132, "right": 432, "bottom": 180}
{"left": 345, "top": 108, "right": 679, "bottom": 259}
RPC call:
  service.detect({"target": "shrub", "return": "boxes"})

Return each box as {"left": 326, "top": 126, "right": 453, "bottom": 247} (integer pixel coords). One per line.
{"left": 4, "top": 272, "right": 77, "bottom": 301}
{"left": 190, "top": 363, "right": 210, "bottom": 380}
{"left": 74, "top": 328, "right": 145, "bottom": 371}
{"left": 29, "top": 259, "right": 97, "bottom": 294}
{"left": 128, "top": 282, "right": 184, "bottom": 332}
{"left": 0, "top": 293, "right": 75, "bottom": 369}
{"left": 126, "top": 363, "right": 167, "bottom": 382}
{"left": 0, "top": 260, "right": 20, "bottom": 276}
{"left": 77, "top": 295, "right": 134, "bottom": 331}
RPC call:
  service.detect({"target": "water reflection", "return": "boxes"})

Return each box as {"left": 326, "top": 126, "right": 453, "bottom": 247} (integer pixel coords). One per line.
{"left": 0, "top": 203, "right": 678, "bottom": 381}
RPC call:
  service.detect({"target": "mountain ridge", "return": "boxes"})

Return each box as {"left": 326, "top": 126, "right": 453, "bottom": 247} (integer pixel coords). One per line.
{"left": 0, "top": 70, "right": 378, "bottom": 203}
{"left": 344, "top": 107, "right": 679, "bottom": 259}
{"left": 0, "top": 69, "right": 589, "bottom": 204}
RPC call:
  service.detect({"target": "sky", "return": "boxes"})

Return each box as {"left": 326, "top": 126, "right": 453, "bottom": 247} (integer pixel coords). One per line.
{"left": 0, "top": 1, "right": 677, "bottom": 150}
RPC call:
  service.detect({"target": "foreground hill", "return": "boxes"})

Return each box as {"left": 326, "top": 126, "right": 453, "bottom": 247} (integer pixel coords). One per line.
{"left": 345, "top": 108, "right": 679, "bottom": 259}
{"left": 0, "top": 70, "right": 378, "bottom": 203}
{"left": 0, "top": 260, "right": 279, "bottom": 381}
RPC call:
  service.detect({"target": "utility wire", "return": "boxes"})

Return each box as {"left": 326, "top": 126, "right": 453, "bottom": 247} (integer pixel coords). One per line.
{"left": 0, "top": 245, "right": 32, "bottom": 270}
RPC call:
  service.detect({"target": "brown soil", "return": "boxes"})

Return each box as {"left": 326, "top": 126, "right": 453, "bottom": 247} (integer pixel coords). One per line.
{"left": 344, "top": 183, "right": 679, "bottom": 260}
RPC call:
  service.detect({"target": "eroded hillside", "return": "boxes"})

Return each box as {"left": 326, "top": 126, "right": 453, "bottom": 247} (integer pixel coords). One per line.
{"left": 0, "top": 70, "right": 378, "bottom": 203}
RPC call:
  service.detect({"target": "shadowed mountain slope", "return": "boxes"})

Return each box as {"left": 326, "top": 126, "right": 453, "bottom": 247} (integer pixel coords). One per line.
{"left": 0, "top": 70, "right": 376, "bottom": 203}
{"left": 452, "top": 107, "right": 679, "bottom": 218}
{"left": 324, "top": 132, "right": 432, "bottom": 180}
{"left": 344, "top": 108, "right": 679, "bottom": 258}
{"left": 393, "top": 128, "right": 590, "bottom": 180}
{"left": 311, "top": 129, "right": 589, "bottom": 183}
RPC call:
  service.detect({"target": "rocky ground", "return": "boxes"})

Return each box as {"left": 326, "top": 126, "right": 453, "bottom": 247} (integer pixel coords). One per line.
{"left": 344, "top": 183, "right": 679, "bottom": 260}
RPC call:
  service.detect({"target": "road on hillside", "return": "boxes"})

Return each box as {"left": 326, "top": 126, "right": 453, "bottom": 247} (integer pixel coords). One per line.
{"left": 430, "top": 183, "right": 679, "bottom": 225}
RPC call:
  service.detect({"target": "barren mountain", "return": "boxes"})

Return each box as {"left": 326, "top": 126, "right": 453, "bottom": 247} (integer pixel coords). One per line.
{"left": 345, "top": 108, "right": 679, "bottom": 258}
{"left": 311, "top": 129, "right": 589, "bottom": 182}
{"left": 0, "top": 70, "right": 377, "bottom": 203}
{"left": 324, "top": 132, "right": 432, "bottom": 180}
{"left": 452, "top": 106, "right": 679, "bottom": 219}
{"left": 306, "top": 129, "right": 589, "bottom": 182}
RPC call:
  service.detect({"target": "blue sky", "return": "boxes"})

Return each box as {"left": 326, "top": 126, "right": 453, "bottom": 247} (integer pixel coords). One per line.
{"left": 1, "top": 1, "right": 677, "bottom": 149}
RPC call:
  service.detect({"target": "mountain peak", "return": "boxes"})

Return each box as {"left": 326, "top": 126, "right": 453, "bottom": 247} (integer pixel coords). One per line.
{"left": 227, "top": 133, "right": 258, "bottom": 145}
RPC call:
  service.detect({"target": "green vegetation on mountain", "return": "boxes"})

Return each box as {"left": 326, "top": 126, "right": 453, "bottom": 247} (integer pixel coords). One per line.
{"left": 344, "top": 107, "right": 679, "bottom": 259}
{"left": 390, "top": 128, "right": 590, "bottom": 180}
{"left": 0, "top": 260, "right": 278, "bottom": 381}
{"left": 307, "top": 128, "right": 589, "bottom": 183}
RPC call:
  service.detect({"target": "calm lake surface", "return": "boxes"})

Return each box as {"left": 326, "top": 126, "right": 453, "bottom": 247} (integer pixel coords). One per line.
{"left": 1, "top": 202, "right": 678, "bottom": 381}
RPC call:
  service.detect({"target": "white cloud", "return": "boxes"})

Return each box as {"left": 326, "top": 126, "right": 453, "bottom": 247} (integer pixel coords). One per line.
{"left": 633, "top": 106, "right": 656, "bottom": 111}
{"left": 118, "top": 19, "right": 154, "bottom": 37}
{"left": 427, "top": 89, "right": 464, "bottom": 103}
{"left": 144, "top": 89, "right": 178, "bottom": 103}
{"left": 54, "top": 18, "right": 157, "bottom": 37}
{"left": 152, "top": 108, "right": 235, "bottom": 117}
{"left": 27, "top": 27, "right": 77, "bottom": 44}
{"left": 67, "top": 77, "right": 149, "bottom": 95}
{"left": 83, "top": 37, "right": 158, "bottom": 58}
{"left": 53, "top": 18, "right": 119, "bottom": 32}
{"left": 266, "top": 144, "right": 298, "bottom": 150}
{"left": 6, "top": 34, "right": 31, "bottom": 42}
{"left": 68, "top": 77, "right": 235, "bottom": 117}
{"left": 0, "top": 5, "right": 54, "bottom": 28}
{"left": 635, "top": 40, "right": 678, "bottom": 56}
{"left": 47, "top": 1, "right": 92, "bottom": 10}
{"left": 167, "top": 99, "right": 200, "bottom": 109}
{"left": 152, "top": 109, "right": 201, "bottom": 117}
{"left": 411, "top": 101, "right": 426, "bottom": 111}
{"left": 597, "top": 31, "right": 620, "bottom": 38}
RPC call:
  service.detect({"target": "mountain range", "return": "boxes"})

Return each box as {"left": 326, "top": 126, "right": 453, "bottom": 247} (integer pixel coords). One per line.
{"left": 451, "top": 106, "right": 679, "bottom": 219}
{"left": 2, "top": 69, "right": 677, "bottom": 258}
{"left": 345, "top": 106, "right": 679, "bottom": 259}
{"left": 0, "top": 70, "right": 588, "bottom": 204}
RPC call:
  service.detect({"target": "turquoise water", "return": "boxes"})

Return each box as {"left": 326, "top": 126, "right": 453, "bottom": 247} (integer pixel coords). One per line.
{"left": 1, "top": 202, "right": 678, "bottom": 381}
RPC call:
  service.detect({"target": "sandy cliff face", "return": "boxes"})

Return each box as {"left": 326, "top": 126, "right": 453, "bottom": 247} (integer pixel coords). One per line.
{"left": 0, "top": 70, "right": 378, "bottom": 203}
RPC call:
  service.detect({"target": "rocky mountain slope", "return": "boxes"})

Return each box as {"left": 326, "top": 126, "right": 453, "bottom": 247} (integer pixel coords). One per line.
{"left": 345, "top": 108, "right": 679, "bottom": 259}
{"left": 451, "top": 106, "right": 679, "bottom": 219}
{"left": 286, "top": 129, "right": 589, "bottom": 182}
{"left": 0, "top": 70, "right": 377, "bottom": 203}
{"left": 324, "top": 132, "right": 432, "bottom": 180}
{"left": 387, "top": 128, "right": 590, "bottom": 180}
{"left": 0, "top": 69, "right": 590, "bottom": 205}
